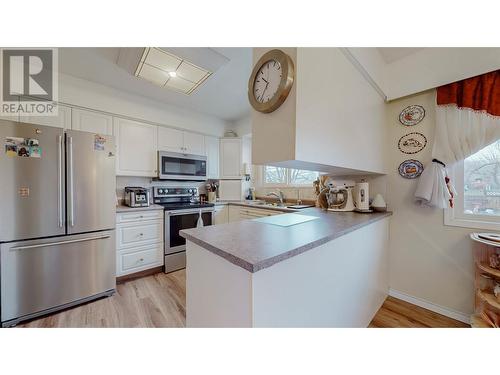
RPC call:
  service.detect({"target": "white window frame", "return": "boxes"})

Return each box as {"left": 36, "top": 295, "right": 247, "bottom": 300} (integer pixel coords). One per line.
{"left": 444, "top": 159, "right": 500, "bottom": 231}
{"left": 257, "top": 166, "right": 319, "bottom": 188}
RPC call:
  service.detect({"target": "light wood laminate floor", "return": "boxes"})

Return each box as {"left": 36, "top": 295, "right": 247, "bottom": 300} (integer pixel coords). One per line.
{"left": 369, "top": 296, "right": 468, "bottom": 328}
{"left": 19, "top": 270, "right": 186, "bottom": 328}
{"left": 18, "top": 270, "right": 468, "bottom": 328}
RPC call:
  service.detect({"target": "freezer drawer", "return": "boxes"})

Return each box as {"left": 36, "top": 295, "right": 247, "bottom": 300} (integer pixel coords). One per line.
{"left": 1, "top": 231, "right": 116, "bottom": 324}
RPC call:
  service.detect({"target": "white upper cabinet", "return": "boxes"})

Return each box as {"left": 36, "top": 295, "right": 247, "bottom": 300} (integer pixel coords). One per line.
{"left": 205, "top": 136, "right": 219, "bottom": 179}
{"left": 157, "top": 127, "right": 184, "bottom": 153}
{"left": 114, "top": 117, "right": 158, "bottom": 177}
{"left": 19, "top": 104, "right": 71, "bottom": 129}
{"left": 72, "top": 108, "right": 113, "bottom": 135}
{"left": 158, "top": 126, "right": 205, "bottom": 156}
{"left": 219, "top": 138, "right": 242, "bottom": 179}
{"left": 183, "top": 132, "right": 205, "bottom": 155}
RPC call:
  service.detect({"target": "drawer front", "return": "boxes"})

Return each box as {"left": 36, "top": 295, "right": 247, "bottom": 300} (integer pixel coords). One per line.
{"left": 117, "top": 221, "right": 163, "bottom": 249}
{"left": 117, "top": 244, "right": 163, "bottom": 276}
{"left": 116, "top": 210, "right": 163, "bottom": 224}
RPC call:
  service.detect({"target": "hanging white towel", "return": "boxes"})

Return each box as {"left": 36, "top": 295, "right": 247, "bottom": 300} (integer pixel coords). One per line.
{"left": 414, "top": 162, "right": 450, "bottom": 209}
{"left": 196, "top": 209, "right": 204, "bottom": 228}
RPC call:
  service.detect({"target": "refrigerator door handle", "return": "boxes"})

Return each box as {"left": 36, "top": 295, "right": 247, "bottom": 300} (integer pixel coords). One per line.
{"left": 68, "top": 135, "right": 74, "bottom": 227}
{"left": 57, "top": 135, "right": 63, "bottom": 228}
{"left": 9, "top": 234, "right": 111, "bottom": 251}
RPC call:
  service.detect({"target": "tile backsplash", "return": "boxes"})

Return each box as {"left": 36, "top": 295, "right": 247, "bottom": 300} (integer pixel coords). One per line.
{"left": 116, "top": 177, "right": 207, "bottom": 202}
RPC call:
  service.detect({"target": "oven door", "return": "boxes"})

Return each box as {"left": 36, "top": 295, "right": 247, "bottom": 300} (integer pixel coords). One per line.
{"left": 165, "top": 209, "right": 214, "bottom": 255}
{"left": 158, "top": 151, "right": 207, "bottom": 181}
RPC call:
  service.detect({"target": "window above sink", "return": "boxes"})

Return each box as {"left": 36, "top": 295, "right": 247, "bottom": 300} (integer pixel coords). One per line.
{"left": 259, "top": 166, "right": 319, "bottom": 187}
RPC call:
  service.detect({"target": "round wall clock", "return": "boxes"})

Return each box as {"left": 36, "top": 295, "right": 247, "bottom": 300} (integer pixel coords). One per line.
{"left": 248, "top": 49, "right": 295, "bottom": 113}
{"left": 398, "top": 159, "right": 424, "bottom": 179}
{"left": 399, "top": 105, "right": 425, "bottom": 126}
{"left": 398, "top": 132, "right": 427, "bottom": 154}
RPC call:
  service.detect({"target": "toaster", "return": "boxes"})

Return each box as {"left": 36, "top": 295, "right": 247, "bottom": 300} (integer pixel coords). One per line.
{"left": 124, "top": 187, "right": 150, "bottom": 207}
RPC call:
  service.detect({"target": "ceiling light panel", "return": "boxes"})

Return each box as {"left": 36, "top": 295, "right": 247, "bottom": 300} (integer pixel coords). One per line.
{"left": 144, "top": 48, "right": 181, "bottom": 72}
{"left": 176, "top": 61, "right": 209, "bottom": 83}
{"left": 137, "top": 64, "right": 168, "bottom": 86}
{"left": 165, "top": 76, "right": 197, "bottom": 92}
{"left": 135, "top": 47, "right": 212, "bottom": 95}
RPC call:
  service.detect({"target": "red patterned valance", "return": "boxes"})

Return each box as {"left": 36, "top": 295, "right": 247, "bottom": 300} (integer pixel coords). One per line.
{"left": 436, "top": 70, "right": 500, "bottom": 116}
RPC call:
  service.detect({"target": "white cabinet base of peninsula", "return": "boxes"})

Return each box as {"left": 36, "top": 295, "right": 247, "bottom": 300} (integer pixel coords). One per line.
{"left": 186, "top": 218, "right": 389, "bottom": 327}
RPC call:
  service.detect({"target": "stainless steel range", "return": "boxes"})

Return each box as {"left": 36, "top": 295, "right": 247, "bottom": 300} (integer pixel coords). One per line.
{"left": 153, "top": 186, "right": 214, "bottom": 273}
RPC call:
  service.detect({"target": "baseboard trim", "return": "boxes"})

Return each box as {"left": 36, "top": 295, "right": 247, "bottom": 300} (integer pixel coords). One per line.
{"left": 116, "top": 266, "right": 163, "bottom": 284}
{"left": 388, "top": 289, "right": 470, "bottom": 324}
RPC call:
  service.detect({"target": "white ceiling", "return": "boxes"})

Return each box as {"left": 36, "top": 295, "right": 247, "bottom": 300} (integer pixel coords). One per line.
{"left": 377, "top": 48, "right": 425, "bottom": 63}
{"left": 58, "top": 47, "right": 252, "bottom": 122}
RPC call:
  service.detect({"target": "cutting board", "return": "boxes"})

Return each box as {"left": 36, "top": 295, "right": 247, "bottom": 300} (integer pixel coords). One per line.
{"left": 253, "top": 213, "right": 319, "bottom": 227}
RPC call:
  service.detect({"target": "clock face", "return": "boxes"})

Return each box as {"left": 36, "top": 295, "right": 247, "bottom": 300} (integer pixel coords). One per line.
{"left": 253, "top": 59, "right": 282, "bottom": 103}
{"left": 248, "top": 49, "right": 294, "bottom": 113}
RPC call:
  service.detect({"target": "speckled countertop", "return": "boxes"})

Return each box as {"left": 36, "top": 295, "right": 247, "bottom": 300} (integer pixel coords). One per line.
{"left": 180, "top": 208, "right": 392, "bottom": 273}
{"left": 116, "top": 204, "right": 165, "bottom": 213}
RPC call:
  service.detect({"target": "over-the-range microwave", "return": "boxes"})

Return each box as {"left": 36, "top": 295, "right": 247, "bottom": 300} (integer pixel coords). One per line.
{"left": 158, "top": 151, "right": 207, "bottom": 181}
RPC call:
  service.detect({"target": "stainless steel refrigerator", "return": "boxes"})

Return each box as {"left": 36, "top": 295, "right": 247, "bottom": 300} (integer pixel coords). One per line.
{"left": 0, "top": 120, "right": 116, "bottom": 327}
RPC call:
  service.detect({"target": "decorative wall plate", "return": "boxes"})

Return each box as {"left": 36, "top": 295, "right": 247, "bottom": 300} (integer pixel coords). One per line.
{"left": 398, "top": 159, "right": 424, "bottom": 179}
{"left": 399, "top": 105, "right": 425, "bottom": 126}
{"left": 398, "top": 132, "right": 427, "bottom": 154}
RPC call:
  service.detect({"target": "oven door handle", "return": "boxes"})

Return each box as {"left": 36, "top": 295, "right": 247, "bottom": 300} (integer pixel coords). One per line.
{"left": 166, "top": 209, "right": 214, "bottom": 216}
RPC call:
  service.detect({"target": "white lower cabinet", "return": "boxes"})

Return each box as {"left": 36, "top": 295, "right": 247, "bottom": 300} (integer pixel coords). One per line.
{"left": 118, "top": 243, "right": 163, "bottom": 276}
{"left": 228, "top": 206, "right": 242, "bottom": 222}
{"left": 214, "top": 205, "right": 228, "bottom": 225}
{"left": 116, "top": 210, "right": 164, "bottom": 277}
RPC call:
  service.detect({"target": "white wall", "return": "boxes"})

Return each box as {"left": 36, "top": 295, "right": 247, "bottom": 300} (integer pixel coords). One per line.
{"left": 252, "top": 48, "right": 298, "bottom": 166}
{"left": 229, "top": 115, "right": 251, "bottom": 136}
{"left": 349, "top": 47, "right": 500, "bottom": 101}
{"left": 295, "top": 48, "right": 387, "bottom": 174}
{"left": 59, "top": 73, "right": 229, "bottom": 137}
{"left": 387, "top": 90, "right": 474, "bottom": 317}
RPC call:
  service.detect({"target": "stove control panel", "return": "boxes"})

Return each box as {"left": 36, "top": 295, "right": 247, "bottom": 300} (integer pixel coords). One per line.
{"left": 153, "top": 186, "right": 198, "bottom": 198}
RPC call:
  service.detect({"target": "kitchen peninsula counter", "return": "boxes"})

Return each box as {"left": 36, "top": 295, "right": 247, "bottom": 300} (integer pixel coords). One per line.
{"left": 181, "top": 207, "right": 392, "bottom": 328}
{"left": 181, "top": 208, "right": 392, "bottom": 272}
